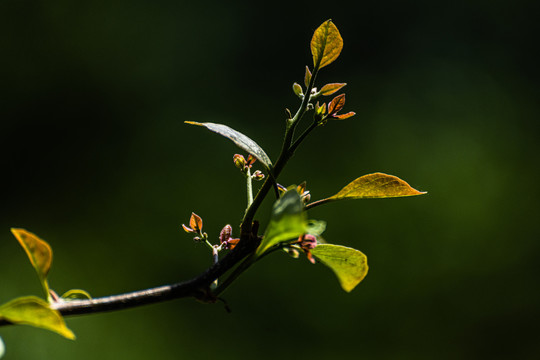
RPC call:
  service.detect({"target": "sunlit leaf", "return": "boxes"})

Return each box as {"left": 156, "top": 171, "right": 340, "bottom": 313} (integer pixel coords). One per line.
{"left": 0, "top": 296, "right": 75, "bottom": 340}
{"left": 11, "top": 228, "right": 52, "bottom": 297}
{"left": 256, "top": 190, "right": 307, "bottom": 256}
{"left": 304, "top": 66, "right": 312, "bottom": 88}
{"left": 61, "top": 289, "right": 92, "bottom": 301}
{"left": 328, "top": 173, "right": 427, "bottom": 200}
{"left": 320, "top": 83, "right": 346, "bottom": 96}
{"left": 311, "top": 244, "right": 368, "bottom": 292}
{"left": 189, "top": 212, "right": 203, "bottom": 231}
{"left": 185, "top": 121, "right": 273, "bottom": 171}
{"left": 327, "top": 94, "right": 346, "bottom": 115}
{"left": 311, "top": 19, "right": 343, "bottom": 69}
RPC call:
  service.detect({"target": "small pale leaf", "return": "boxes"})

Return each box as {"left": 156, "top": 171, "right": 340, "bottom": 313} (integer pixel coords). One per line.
{"left": 311, "top": 244, "right": 368, "bottom": 292}
{"left": 0, "top": 296, "right": 75, "bottom": 340}
{"left": 256, "top": 190, "right": 307, "bottom": 256}
{"left": 292, "top": 82, "right": 303, "bottom": 97}
{"left": 329, "top": 173, "right": 426, "bottom": 200}
{"left": 304, "top": 66, "right": 312, "bottom": 88}
{"left": 185, "top": 121, "right": 272, "bottom": 171}
{"left": 319, "top": 83, "right": 347, "bottom": 96}
{"left": 11, "top": 229, "right": 52, "bottom": 296}
{"left": 0, "top": 336, "right": 4, "bottom": 359}
{"left": 311, "top": 20, "right": 343, "bottom": 69}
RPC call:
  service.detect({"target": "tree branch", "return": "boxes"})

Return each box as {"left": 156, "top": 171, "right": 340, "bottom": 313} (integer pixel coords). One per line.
{"left": 0, "top": 232, "right": 259, "bottom": 326}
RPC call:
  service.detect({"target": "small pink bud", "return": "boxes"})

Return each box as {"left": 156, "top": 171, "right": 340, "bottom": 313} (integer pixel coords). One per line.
{"left": 233, "top": 154, "right": 246, "bottom": 169}
{"left": 252, "top": 170, "right": 265, "bottom": 181}
{"left": 219, "top": 224, "right": 232, "bottom": 245}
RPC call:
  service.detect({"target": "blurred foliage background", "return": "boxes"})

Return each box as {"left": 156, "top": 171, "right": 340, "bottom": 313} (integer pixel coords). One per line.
{"left": 1, "top": 0, "right": 539, "bottom": 359}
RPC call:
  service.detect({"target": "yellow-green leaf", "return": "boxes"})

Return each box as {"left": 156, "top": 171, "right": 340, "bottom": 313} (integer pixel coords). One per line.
{"left": 11, "top": 228, "right": 52, "bottom": 297}
{"left": 329, "top": 173, "right": 426, "bottom": 200}
{"left": 311, "top": 244, "right": 368, "bottom": 292}
{"left": 311, "top": 20, "right": 343, "bottom": 69}
{"left": 61, "top": 289, "right": 92, "bottom": 301}
{"left": 0, "top": 296, "right": 75, "bottom": 340}
{"left": 256, "top": 190, "right": 307, "bottom": 256}
{"left": 319, "top": 83, "right": 347, "bottom": 96}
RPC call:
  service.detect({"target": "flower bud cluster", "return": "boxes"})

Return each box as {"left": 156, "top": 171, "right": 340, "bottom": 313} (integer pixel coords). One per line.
{"left": 233, "top": 154, "right": 265, "bottom": 181}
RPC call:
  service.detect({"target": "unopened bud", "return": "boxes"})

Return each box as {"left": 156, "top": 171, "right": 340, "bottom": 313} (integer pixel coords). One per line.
{"left": 246, "top": 154, "right": 256, "bottom": 167}
{"left": 300, "top": 234, "right": 317, "bottom": 250}
{"left": 252, "top": 170, "right": 265, "bottom": 181}
{"left": 219, "top": 224, "right": 232, "bottom": 245}
{"left": 233, "top": 154, "right": 246, "bottom": 169}
{"left": 283, "top": 247, "right": 300, "bottom": 258}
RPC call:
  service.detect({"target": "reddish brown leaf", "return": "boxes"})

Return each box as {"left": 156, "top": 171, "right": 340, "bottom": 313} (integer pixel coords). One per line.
{"left": 327, "top": 94, "right": 346, "bottom": 115}
{"left": 332, "top": 111, "right": 356, "bottom": 120}
{"left": 181, "top": 224, "right": 195, "bottom": 233}
{"left": 189, "top": 213, "right": 203, "bottom": 232}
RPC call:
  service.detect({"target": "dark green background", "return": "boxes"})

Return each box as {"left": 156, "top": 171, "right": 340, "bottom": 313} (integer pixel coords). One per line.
{"left": 1, "top": 1, "right": 539, "bottom": 359}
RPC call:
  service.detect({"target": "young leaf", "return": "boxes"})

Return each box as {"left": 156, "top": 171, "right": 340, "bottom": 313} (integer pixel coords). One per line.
{"left": 311, "top": 20, "right": 343, "bottom": 69}
{"left": 311, "top": 244, "right": 368, "bottom": 292}
{"left": 189, "top": 212, "right": 203, "bottom": 232}
{"left": 327, "top": 93, "right": 346, "bottom": 115}
{"left": 185, "top": 121, "right": 273, "bottom": 171}
{"left": 332, "top": 111, "right": 355, "bottom": 120}
{"left": 256, "top": 190, "right": 307, "bottom": 256}
{"left": 304, "top": 66, "right": 312, "bottom": 88}
{"left": 306, "top": 219, "right": 327, "bottom": 236}
{"left": 11, "top": 228, "right": 52, "bottom": 297}
{"left": 292, "top": 82, "right": 303, "bottom": 97}
{"left": 328, "top": 173, "right": 427, "bottom": 200}
{"left": 319, "top": 83, "right": 347, "bottom": 96}
{"left": 61, "top": 289, "right": 92, "bottom": 301}
{"left": 0, "top": 296, "right": 75, "bottom": 340}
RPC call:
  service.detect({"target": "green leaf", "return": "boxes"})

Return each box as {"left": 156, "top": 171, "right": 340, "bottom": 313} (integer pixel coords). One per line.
{"left": 256, "top": 190, "right": 307, "bottom": 256}
{"left": 311, "top": 244, "right": 368, "bottom": 292}
{"left": 185, "top": 121, "right": 273, "bottom": 171}
{"left": 11, "top": 228, "right": 52, "bottom": 298}
{"left": 0, "top": 296, "right": 75, "bottom": 340}
{"left": 328, "top": 173, "right": 426, "bottom": 201}
{"left": 61, "top": 289, "right": 92, "bottom": 301}
{"left": 311, "top": 19, "right": 343, "bottom": 69}
{"left": 306, "top": 219, "right": 326, "bottom": 236}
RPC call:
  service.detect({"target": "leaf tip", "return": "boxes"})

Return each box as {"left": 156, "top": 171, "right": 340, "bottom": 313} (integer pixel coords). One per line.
{"left": 184, "top": 121, "right": 202, "bottom": 126}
